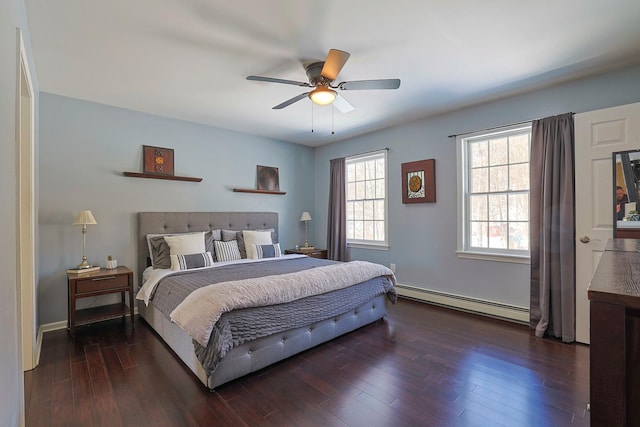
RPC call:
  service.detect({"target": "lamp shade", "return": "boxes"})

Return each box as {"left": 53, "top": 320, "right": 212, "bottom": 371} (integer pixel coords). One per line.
{"left": 300, "top": 212, "right": 312, "bottom": 222}
{"left": 308, "top": 87, "right": 337, "bottom": 106}
{"left": 73, "top": 210, "right": 97, "bottom": 225}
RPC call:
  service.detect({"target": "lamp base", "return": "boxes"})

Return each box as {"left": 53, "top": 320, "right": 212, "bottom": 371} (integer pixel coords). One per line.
{"left": 76, "top": 258, "right": 93, "bottom": 269}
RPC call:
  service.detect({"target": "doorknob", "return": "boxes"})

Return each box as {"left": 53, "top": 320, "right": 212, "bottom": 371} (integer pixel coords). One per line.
{"left": 580, "top": 236, "right": 590, "bottom": 243}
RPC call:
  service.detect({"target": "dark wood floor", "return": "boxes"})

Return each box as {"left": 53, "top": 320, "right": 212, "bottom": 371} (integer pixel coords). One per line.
{"left": 25, "top": 298, "right": 590, "bottom": 426}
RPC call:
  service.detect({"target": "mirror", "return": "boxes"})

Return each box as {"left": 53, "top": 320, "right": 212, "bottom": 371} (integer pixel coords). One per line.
{"left": 613, "top": 149, "right": 640, "bottom": 237}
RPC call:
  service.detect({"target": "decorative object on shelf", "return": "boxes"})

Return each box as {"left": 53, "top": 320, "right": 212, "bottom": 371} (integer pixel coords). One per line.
{"left": 300, "top": 211, "right": 314, "bottom": 248}
{"left": 106, "top": 255, "right": 118, "bottom": 269}
{"left": 257, "top": 165, "right": 280, "bottom": 191}
{"left": 143, "top": 145, "right": 174, "bottom": 176}
{"left": 401, "top": 159, "right": 436, "bottom": 204}
{"left": 72, "top": 210, "right": 97, "bottom": 269}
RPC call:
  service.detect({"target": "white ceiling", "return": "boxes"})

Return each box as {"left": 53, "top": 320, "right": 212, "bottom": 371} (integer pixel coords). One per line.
{"left": 24, "top": 0, "right": 640, "bottom": 146}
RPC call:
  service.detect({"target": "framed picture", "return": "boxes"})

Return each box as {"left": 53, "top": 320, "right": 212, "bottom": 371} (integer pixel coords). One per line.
{"left": 257, "top": 165, "right": 280, "bottom": 191}
{"left": 143, "top": 145, "right": 174, "bottom": 176}
{"left": 401, "top": 159, "right": 436, "bottom": 203}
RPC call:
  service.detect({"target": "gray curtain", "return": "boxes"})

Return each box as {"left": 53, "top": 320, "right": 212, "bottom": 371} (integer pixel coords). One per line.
{"left": 529, "top": 113, "right": 575, "bottom": 342}
{"left": 327, "top": 157, "right": 348, "bottom": 261}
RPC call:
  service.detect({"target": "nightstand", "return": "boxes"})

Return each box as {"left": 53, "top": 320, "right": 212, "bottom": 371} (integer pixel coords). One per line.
{"left": 284, "top": 248, "right": 328, "bottom": 259}
{"left": 67, "top": 266, "right": 134, "bottom": 342}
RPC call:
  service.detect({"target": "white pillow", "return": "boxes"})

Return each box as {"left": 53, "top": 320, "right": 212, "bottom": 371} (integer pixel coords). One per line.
{"left": 243, "top": 230, "right": 274, "bottom": 259}
{"left": 164, "top": 231, "right": 205, "bottom": 256}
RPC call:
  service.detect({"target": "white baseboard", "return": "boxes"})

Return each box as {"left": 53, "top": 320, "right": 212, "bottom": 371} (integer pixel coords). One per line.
{"left": 395, "top": 283, "right": 529, "bottom": 324}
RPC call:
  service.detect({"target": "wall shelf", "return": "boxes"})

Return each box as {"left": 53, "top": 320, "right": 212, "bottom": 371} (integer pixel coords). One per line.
{"left": 233, "top": 188, "right": 286, "bottom": 195}
{"left": 123, "top": 172, "right": 202, "bottom": 182}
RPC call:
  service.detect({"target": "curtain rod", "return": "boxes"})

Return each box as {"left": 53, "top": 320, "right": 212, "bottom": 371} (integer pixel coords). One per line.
{"left": 447, "top": 112, "right": 575, "bottom": 138}
{"left": 344, "top": 147, "right": 389, "bottom": 159}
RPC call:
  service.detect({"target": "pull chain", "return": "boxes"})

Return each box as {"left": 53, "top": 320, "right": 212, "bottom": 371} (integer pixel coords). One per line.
{"left": 311, "top": 102, "right": 314, "bottom": 133}
{"left": 331, "top": 105, "right": 335, "bottom": 135}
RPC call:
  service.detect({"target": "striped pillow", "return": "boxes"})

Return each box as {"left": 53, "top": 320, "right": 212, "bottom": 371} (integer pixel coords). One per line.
{"left": 214, "top": 240, "right": 242, "bottom": 262}
{"left": 254, "top": 243, "right": 281, "bottom": 259}
{"left": 170, "top": 252, "right": 214, "bottom": 270}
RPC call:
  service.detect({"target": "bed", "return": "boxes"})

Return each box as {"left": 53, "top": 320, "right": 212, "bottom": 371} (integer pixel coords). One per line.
{"left": 136, "top": 212, "right": 396, "bottom": 390}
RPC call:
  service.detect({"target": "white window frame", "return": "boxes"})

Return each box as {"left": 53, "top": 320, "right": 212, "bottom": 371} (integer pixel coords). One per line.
{"left": 456, "top": 124, "right": 531, "bottom": 264}
{"left": 346, "top": 150, "right": 389, "bottom": 250}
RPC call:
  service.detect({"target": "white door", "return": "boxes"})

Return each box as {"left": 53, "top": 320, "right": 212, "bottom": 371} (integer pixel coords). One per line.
{"left": 575, "top": 102, "right": 640, "bottom": 344}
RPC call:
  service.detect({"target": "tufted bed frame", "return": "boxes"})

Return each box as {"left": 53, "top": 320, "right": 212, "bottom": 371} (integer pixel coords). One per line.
{"left": 137, "top": 212, "right": 390, "bottom": 390}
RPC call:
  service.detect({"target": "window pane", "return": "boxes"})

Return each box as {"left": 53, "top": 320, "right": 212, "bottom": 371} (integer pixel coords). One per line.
{"left": 355, "top": 162, "right": 365, "bottom": 181}
{"left": 376, "top": 179, "right": 385, "bottom": 198}
{"left": 509, "top": 222, "right": 529, "bottom": 250}
{"left": 354, "top": 200, "right": 363, "bottom": 220}
{"left": 364, "top": 221, "right": 374, "bottom": 240}
{"left": 489, "top": 137, "right": 508, "bottom": 166}
{"left": 470, "top": 221, "right": 488, "bottom": 248}
{"left": 489, "top": 165, "right": 508, "bottom": 192}
{"left": 375, "top": 221, "right": 385, "bottom": 241}
{"left": 470, "top": 141, "right": 488, "bottom": 168}
{"left": 346, "top": 201, "right": 354, "bottom": 220}
{"left": 489, "top": 222, "right": 508, "bottom": 249}
{"left": 508, "top": 193, "right": 529, "bottom": 221}
{"left": 374, "top": 200, "right": 384, "bottom": 220}
{"left": 365, "top": 160, "right": 376, "bottom": 180}
{"left": 365, "top": 180, "right": 375, "bottom": 199}
{"left": 354, "top": 220, "right": 363, "bottom": 239}
{"left": 509, "top": 163, "right": 529, "bottom": 191}
{"left": 376, "top": 158, "right": 385, "bottom": 178}
{"left": 347, "top": 163, "right": 355, "bottom": 183}
{"left": 363, "top": 200, "right": 374, "bottom": 220}
{"left": 355, "top": 181, "right": 365, "bottom": 199}
{"left": 509, "top": 134, "right": 530, "bottom": 163}
{"left": 347, "top": 182, "right": 355, "bottom": 200}
{"left": 471, "top": 167, "right": 488, "bottom": 193}
{"left": 470, "top": 194, "right": 488, "bottom": 221}
{"left": 488, "top": 194, "right": 507, "bottom": 221}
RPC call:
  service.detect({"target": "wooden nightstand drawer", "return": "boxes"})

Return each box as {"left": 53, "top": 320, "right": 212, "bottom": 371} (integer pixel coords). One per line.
{"left": 76, "top": 274, "right": 128, "bottom": 294}
{"left": 285, "top": 249, "right": 328, "bottom": 259}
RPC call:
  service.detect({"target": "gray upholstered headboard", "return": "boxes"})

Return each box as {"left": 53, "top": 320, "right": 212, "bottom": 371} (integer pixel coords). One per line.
{"left": 138, "top": 212, "right": 278, "bottom": 279}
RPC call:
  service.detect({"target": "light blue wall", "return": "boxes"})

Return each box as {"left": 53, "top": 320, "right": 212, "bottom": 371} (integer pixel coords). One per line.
{"left": 314, "top": 63, "right": 640, "bottom": 309}
{"left": 38, "top": 93, "right": 314, "bottom": 324}
{"left": 1, "top": 0, "right": 39, "bottom": 424}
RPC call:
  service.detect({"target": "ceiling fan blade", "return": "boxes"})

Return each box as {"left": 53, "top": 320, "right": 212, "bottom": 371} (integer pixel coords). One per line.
{"left": 272, "top": 92, "right": 310, "bottom": 109}
{"left": 338, "top": 79, "right": 401, "bottom": 90}
{"left": 333, "top": 94, "right": 354, "bottom": 113}
{"left": 247, "top": 75, "right": 310, "bottom": 87}
{"left": 321, "top": 49, "right": 351, "bottom": 81}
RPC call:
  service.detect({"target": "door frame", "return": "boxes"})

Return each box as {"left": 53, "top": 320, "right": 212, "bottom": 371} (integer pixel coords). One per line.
{"left": 16, "top": 27, "right": 37, "bottom": 372}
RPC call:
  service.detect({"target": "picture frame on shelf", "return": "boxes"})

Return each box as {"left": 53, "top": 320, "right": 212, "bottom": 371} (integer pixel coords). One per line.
{"left": 256, "top": 165, "right": 280, "bottom": 191}
{"left": 143, "top": 145, "right": 174, "bottom": 176}
{"left": 401, "top": 159, "right": 436, "bottom": 204}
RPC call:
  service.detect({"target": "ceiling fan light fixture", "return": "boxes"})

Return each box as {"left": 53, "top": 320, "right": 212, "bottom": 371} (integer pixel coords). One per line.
{"left": 309, "top": 86, "right": 337, "bottom": 106}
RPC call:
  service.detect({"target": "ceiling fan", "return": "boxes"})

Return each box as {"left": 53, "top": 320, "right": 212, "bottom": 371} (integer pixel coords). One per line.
{"left": 247, "top": 49, "right": 401, "bottom": 113}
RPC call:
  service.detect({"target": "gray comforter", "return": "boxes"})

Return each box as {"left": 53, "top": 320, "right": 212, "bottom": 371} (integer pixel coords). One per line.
{"left": 148, "top": 257, "right": 396, "bottom": 375}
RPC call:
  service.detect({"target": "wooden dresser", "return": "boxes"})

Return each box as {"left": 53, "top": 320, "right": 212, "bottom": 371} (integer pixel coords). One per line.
{"left": 588, "top": 239, "right": 640, "bottom": 426}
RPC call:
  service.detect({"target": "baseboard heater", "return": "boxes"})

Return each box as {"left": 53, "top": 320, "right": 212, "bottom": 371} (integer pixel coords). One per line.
{"left": 395, "top": 283, "right": 529, "bottom": 324}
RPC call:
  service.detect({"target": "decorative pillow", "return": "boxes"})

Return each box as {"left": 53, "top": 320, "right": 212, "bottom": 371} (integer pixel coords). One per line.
{"left": 254, "top": 243, "right": 282, "bottom": 259}
{"left": 165, "top": 232, "right": 206, "bottom": 256}
{"left": 214, "top": 239, "right": 242, "bottom": 262}
{"left": 243, "top": 230, "right": 274, "bottom": 259}
{"left": 223, "top": 228, "right": 277, "bottom": 258}
{"left": 148, "top": 235, "right": 172, "bottom": 269}
{"left": 147, "top": 230, "right": 219, "bottom": 269}
{"left": 170, "top": 251, "right": 214, "bottom": 270}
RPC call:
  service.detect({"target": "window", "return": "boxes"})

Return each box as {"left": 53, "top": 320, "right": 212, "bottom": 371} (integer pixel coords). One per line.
{"left": 346, "top": 150, "right": 388, "bottom": 248}
{"left": 457, "top": 125, "right": 531, "bottom": 262}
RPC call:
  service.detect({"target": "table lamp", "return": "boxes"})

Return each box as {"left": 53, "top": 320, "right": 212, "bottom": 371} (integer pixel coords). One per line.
{"left": 300, "top": 211, "right": 312, "bottom": 248}
{"left": 73, "top": 210, "right": 97, "bottom": 269}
